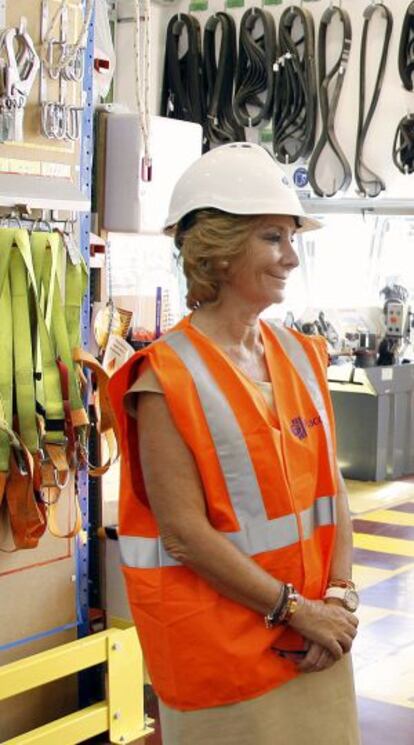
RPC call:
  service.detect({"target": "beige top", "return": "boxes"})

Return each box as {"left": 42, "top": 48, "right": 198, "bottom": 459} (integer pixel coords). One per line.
{"left": 124, "top": 364, "right": 276, "bottom": 416}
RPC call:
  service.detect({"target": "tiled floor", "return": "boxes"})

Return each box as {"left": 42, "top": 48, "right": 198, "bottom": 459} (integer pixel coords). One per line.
{"left": 118, "top": 479, "right": 414, "bottom": 745}
{"left": 349, "top": 479, "right": 414, "bottom": 744}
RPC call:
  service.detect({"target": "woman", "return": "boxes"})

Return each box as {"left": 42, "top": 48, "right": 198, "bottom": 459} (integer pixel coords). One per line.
{"left": 108, "top": 143, "right": 361, "bottom": 745}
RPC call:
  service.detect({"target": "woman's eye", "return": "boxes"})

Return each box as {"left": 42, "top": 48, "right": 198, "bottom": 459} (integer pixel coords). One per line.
{"left": 264, "top": 234, "right": 281, "bottom": 243}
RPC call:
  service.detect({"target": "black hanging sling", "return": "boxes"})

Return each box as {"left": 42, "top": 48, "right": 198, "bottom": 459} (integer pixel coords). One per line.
{"left": 233, "top": 7, "right": 276, "bottom": 129}
{"left": 161, "top": 13, "right": 207, "bottom": 146}
{"left": 354, "top": 3, "right": 393, "bottom": 198}
{"left": 204, "top": 12, "right": 245, "bottom": 144}
{"left": 398, "top": 1, "right": 414, "bottom": 91}
{"left": 308, "top": 4, "right": 352, "bottom": 197}
{"left": 272, "top": 5, "right": 317, "bottom": 164}
{"left": 393, "top": 3, "right": 414, "bottom": 174}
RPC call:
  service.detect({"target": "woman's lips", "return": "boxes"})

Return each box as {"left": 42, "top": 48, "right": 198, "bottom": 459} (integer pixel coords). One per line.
{"left": 267, "top": 274, "right": 287, "bottom": 281}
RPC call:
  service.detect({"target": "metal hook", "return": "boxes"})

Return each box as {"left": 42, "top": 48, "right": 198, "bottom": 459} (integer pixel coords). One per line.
{"left": 18, "top": 16, "right": 28, "bottom": 35}
{"left": 30, "top": 217, "right": 40, "bottom": 234}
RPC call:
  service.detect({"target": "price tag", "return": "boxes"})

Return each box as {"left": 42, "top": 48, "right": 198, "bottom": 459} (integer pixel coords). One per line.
{"left": 260, "top": 129, "right": 273, "bottom": 144}
{"left": 189, "top": 0, "right": 208, "bottom": 10}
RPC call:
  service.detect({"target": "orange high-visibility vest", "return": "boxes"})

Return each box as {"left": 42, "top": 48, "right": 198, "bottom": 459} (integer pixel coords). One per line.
{"left": 108, "top": 315, "right": 338, "bottom": 710}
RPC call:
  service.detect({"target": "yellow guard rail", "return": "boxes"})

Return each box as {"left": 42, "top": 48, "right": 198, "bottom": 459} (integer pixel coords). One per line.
{"left": 0, "top": 627, "right": 154, "bottom": 744}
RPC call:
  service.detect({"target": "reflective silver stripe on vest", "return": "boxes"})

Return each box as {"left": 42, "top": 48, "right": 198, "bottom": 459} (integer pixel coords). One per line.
{"left": 119, "top": 495, "right": 336, "bottom": 568}
{"left": 120, "top": 535, "right": 181, "bottom": 568}
{"left": 266, "top": 324, "right": 336, "bottom": 476}
{"left": 164, "top": 331, "right": 267, "bottom": 526}
{"left": 301, "top": 496, "right": 337, "bottom": 540}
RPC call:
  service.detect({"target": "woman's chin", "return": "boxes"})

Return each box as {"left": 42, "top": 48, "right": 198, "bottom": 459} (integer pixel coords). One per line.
{"left": 269, "top": 290, "right": 285, "bottom": 305}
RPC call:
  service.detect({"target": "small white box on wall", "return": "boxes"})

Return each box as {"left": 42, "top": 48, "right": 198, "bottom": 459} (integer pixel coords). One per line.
{"left": 104, "top": 115, "right": 203, "bottom": 234}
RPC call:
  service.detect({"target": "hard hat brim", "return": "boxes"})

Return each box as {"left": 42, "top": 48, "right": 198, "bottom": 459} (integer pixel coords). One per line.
{"left": 296, "top": 215, "right": 323, "bottom": 232}
{"left": 164, "top": 210, "right": 323, "bottom": 235}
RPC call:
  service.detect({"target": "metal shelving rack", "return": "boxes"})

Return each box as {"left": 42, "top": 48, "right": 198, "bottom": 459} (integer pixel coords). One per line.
{"left": 0, "top": 1, "right": 94, "bottom": 658}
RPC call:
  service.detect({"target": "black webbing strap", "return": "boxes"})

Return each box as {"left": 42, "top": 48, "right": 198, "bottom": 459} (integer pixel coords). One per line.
{"left": 398, "top": 1, "right": 414, "bottom": 91}
{"left": 392, "top": 115, "right": 414, "bottom": 174}
{"left": 161, "top": 14, "right": 207, "bottom": 145}
{"left": 355, "top": 3, "right": 393, "bottom": 198}
{"left": 204, "top": 12, "right": 245, "bottom": 144}
{"left": 233, "top": 7, "right": 276, "bottom": 129}
{"left": 308, "top": 5, "right": 352, "bottom": 197}
{"left": 272, "top": 5, "right": 317, "bottom": 164}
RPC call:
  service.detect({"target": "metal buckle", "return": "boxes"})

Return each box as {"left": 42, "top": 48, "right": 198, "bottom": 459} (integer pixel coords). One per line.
{"left": 41, "top": 467, "right": 70, "bottom": 489}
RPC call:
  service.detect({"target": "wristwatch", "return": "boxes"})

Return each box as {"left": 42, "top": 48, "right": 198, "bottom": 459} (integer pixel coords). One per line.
{"left": 324, "top": 586, "right": 359, "bottom": 612}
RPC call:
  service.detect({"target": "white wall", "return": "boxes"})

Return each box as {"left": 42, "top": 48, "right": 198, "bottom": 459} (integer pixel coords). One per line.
{"left": 114, "top": 0, "right": 414, "bottom": 200}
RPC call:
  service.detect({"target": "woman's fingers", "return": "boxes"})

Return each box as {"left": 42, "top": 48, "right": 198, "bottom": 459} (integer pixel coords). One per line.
{"left": 289, "top": 597, "right": 359, "bottom": 656}
{"left": 298, "top": 643, "right": 337, "bottom": 673}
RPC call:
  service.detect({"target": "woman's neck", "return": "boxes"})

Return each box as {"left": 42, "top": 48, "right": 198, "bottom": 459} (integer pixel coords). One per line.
{"left": 191, "top": 301, "right": 263, "bottom": 352}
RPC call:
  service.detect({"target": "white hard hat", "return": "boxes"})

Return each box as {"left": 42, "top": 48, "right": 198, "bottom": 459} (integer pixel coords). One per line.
{"left": 165, "top": 142, "right": 321, "bottom": 233}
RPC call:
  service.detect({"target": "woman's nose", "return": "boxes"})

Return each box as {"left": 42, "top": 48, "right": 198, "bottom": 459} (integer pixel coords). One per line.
{"left": 282, "top": 239, "right": 300, "bottom": 269}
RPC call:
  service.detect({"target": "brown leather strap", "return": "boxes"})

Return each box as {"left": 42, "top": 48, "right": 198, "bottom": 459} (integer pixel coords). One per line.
{"left": 46, "top": 473, "right": 83, "bottom": 539}
{"left": 1, "top": 439, "right": 47, "bottom": 551}
{"left": 73, "top": 347, "right": 119, "bottom": 476}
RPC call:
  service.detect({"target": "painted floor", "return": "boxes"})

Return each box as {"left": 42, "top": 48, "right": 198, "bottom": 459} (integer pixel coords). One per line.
{"left": 349, "top": 480, "right": 414, "bottom": 745}
{"left": 109, "top": 479, "right": 414, "bottom": 745}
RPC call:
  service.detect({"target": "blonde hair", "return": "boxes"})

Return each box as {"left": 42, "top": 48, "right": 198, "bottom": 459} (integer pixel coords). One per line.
{"left": 174, "top": 210, "right": 259, "bottom": 309}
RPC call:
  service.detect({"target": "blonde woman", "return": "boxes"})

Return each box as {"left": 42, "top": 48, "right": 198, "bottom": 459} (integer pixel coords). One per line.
{"left": 109, "top": 143, "right": 360, "bottom": 745}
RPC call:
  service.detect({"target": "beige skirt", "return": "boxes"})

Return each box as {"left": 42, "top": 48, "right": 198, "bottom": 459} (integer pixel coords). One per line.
{"left": 158, "top": 655, "right": 361, "bottom": 745}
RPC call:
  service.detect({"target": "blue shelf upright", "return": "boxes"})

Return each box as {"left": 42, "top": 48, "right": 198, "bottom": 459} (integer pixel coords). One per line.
{"left": 76, "top": 0, "right": 95, "bottom": 642}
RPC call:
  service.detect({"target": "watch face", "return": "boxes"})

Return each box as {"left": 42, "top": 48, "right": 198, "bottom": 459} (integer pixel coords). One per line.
{"left": 345, "top": 589, "right": 359, "bottom": 612}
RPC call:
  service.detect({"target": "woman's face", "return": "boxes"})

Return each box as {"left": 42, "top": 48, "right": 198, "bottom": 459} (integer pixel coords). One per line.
{"left": 222, "top": 215, "right": 299, "bottom": 309}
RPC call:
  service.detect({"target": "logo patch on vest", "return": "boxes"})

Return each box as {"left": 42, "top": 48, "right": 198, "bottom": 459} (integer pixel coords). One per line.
{"left": 290, "top": 415, "right": 322, "bottom": 440}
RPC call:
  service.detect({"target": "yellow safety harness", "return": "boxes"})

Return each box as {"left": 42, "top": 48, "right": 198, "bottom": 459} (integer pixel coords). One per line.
{"left": 0, "top": 226, "right": 118, "bottom": 551}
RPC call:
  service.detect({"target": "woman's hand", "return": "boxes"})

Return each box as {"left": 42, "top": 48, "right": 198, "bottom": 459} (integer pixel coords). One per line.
{"left": 289, "top": 596, "right": 359, "bottom": 660}
{"left": 297, "top": 642, "right": 337, "bottom": 673}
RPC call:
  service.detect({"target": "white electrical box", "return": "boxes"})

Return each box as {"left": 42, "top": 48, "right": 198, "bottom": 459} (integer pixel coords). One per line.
{"left": 385, "top": 301, "right": 407, "bottom": 337}
{"left": 104, "top": 115, "right": 203, "bottom": 234}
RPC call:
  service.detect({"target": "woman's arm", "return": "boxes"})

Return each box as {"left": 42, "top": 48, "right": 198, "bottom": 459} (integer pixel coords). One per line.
{"left": 328, "top": 465, "right": 354, "bottom": 582}
{"left": 137, "top": 392, "right": 285, "bottom": 615}
{"left": 298, "top": 465, "right": 355, "bottom": 673}
{"left": 137, "top": 392, "right": 358, "bottom": 661}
